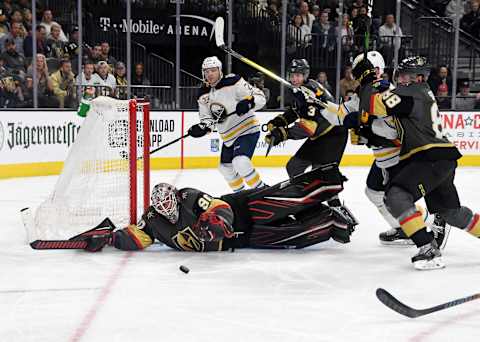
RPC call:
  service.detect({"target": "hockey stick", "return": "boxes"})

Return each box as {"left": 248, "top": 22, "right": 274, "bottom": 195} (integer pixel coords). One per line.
{"left": 376, "top": 288, "right": 480, "bottom": 318}
{"left": 214, "top": 17, "right": 332, "bottom": 109}
{"left": 128, "top": 110, "right": 238, "bottom": 158}
{"left": 30, "top": 218, "right": 116, "bottom": 250}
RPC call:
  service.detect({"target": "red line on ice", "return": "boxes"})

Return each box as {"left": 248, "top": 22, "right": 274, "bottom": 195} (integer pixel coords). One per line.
{"left": 69, "top": 171, "right": 183, "bottom": 342}
{"left": 69, "top": 252, "right": 131, "bottom": 342}
{"left": 409, "top": 306, "right": 480, "bottom": 342}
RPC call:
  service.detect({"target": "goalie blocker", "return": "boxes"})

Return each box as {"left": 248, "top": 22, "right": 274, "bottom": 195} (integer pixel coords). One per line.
{"left": 32, "top": 164, "right": 358, "bottom": 252}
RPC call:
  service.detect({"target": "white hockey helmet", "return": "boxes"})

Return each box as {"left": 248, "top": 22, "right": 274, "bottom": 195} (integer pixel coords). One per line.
{"left": 202, "top": 56, "right": 223, "bottom": 85}
{"left": 151, "top": 183, "right": 180, "bottom": 224}
{"left": 352, "top": 51, "right": 385, "bottom": 77}
{"left": 367, "top": 50, "right": 385, "bottom": 76}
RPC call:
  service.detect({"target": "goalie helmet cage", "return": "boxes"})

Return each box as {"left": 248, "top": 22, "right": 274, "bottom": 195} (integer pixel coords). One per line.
{"left": 30, "top": 96, "right": 150, "bottom": 241}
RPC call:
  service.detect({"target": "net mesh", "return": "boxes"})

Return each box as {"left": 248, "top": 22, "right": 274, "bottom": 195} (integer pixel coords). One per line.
{"left": 31, "top": 96, "right": 147, "bottom": 240}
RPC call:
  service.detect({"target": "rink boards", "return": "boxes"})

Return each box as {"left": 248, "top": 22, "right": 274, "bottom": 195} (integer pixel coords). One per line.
{"left": 0, "top": 110, "right": 479, "bottom": 178}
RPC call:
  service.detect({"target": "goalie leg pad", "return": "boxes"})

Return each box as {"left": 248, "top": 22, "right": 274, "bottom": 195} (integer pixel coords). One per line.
{"left": 248, "top": 205, "right": 355, "bottom": 249}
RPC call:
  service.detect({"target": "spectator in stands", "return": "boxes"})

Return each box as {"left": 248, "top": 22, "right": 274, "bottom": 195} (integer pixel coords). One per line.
{"left": 26, "top": 53, "right": 59, "bottom": 108}
{"left": 132, "top": 62, "right": 151, "bottom": 98}
{"left": 339, "top": 65, "right": 359, "bottom": 98}
{"left": 40, "top": 10, "right": 68, "bottom": 42}
{"left": 267, "top": 0, "right": 281, "bottom": 25}
{"left": 290, "top": 14, "right": 311, "bottom": 47}
{"left": 100, "top": 41, "right": 117, "bottom": 67}
{"left": 0, "top": 72, "right": 23, "bottom": 108}
{"left": 24, "top": 25, "right": 50, "bottom": 58}
{"left": 353, "top": 6, "right": 371, "bottom": 49}
{"left": 89, "top": 44, "right": 103, "bottom": 65}
{"left": 436, "top": 83, "right": 451, "bottom": 109}
{"left": 0, "top": 22, "right": 25, "bottom": 54}
{"left": 350, "top": 0, "right": 367, "bottom": 14}
{"left": 379, "top": 14, "right": 403, "bottom": 65}
{"left": 114, "top": 61, "right": 128, "bottom": 100}
{"left": 428, "top": 65, "right": 452, "bottom": 95}
{"left": 10, "top": 9, "right": 28, "bottom": 36}
{"left": 445, "top": 0, "right": 465, "bottom": 19}
{"left": 76, "top": 62, "right": 96, "bottom": 87}
{"left": 338, "top": 13, "right": 355, "bottom": 59}
{"left": 316, "top": 71, "right": 334, "bottom": 95}
{"left": 50, "top": 58, "right": 76, "bottom": 108}
{"left": 312, "top": 5, "right": 321, "bottom": 20}
{"left": 312, "top": 10, "right": 335, "bottom": 50}
{"left": 92, "top": 60, "right": 116, "bottom": 97}
{"left": 248, "top": 71, "right": 270, "bottom": 106}
{"left": 455, "top": 80, "right": 480, "bottom": 109}
{"left": 46, "top": 23, "right": 66, "bottom": 59}
{"left": 0, "top": 38, "right": 26, "bottom": 75}
{"left": 0, "top": 6, "right": 9, "bottom": 38}
{"left": 461, "top": 1, "right": 480, "bottom": 37}
{"left": 22, "top": 8, "right": 32, "bottom": 32}
{"left": 299, "top": 1, "right": 315, "bottom": 31}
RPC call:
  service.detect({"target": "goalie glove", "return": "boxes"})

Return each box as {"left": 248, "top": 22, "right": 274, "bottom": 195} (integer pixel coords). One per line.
{"left": 188, "top": 122, "right": 211, "bottom": 138}
{"left": 193, "top": 212, "right": 235, "bottom": 242}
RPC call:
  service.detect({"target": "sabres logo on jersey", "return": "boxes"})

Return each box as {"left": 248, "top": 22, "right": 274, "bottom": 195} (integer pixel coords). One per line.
{"left": 209, "top": 102, "right": 227, "bottom": 123}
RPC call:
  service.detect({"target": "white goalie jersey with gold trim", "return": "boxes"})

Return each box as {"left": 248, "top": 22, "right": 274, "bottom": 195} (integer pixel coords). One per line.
{"left": 197, "top": 74, "right": 266, "bottom": 147}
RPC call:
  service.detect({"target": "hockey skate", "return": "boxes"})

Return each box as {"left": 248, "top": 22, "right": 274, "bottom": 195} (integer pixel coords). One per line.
{"left": 379, "top": 227, "right": 414, "bottom": 246}
{"left": 430, "top": 214, "right": 451, "bottom": 250}
{"left": 411, "top": 240, "right": 445, "bottom": 270}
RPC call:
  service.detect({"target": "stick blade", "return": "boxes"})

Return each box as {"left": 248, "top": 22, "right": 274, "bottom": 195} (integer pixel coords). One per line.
{"left": 376, "top": 288, "right": 420, "bottom": 318}
{"left": 214, "top": 17, "right": 225, "bottom": 47}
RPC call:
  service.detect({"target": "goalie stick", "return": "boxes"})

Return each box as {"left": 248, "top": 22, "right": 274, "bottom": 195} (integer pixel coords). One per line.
{"left": 376, "top": 288, "right": 480, "bottom": 318}
{"left": 214, "top": 17, "right": 333, "bottom": 112}
{"left": 30, "top": 218, "right": 116, "bottom": 250}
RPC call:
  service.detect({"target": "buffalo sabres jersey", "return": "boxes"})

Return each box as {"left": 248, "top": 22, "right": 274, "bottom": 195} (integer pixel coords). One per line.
{"left": 321, "top": 81, "right": 401, "bottom": 169}
{"left": 197, "top": 74, "right": 266, "bottom": 147}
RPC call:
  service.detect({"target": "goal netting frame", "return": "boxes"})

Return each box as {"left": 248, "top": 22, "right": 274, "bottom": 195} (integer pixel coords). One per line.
{"left": 27, "top": 96, "right": 150, "bottom": 241}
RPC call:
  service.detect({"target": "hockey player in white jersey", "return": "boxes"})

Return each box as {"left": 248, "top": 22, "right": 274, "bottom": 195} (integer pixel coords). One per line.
{"left": 188, "top": 56, "right": 267, "bottom": 192}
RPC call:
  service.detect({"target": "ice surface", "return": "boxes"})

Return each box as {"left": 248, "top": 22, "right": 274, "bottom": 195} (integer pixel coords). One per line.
{"left": 1, "top": 167, "right": 480, "bottom": 342}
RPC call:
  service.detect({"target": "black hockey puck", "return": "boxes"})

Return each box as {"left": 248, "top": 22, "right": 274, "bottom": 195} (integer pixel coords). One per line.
{"left": 179, "top": 265, "right": 189, "bottom": 274}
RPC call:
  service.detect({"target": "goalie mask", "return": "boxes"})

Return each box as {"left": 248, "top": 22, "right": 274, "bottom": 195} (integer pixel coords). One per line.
{"left": 202, "top": 56, "right": 223, "bottom": 86}
{"left": 151, "top": 183, "right": 180, "bottom": 224}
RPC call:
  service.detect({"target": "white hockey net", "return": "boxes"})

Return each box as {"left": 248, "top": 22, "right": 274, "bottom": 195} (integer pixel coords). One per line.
{"left": 29, "top": 96, "right": 150, "bottom": 241}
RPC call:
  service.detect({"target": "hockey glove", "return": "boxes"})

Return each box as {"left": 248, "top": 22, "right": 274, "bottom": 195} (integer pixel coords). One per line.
{"left": 265, "top": 127, "right": 288, "bottom": 146}
{"left": 84, "top": 233, "right": 113, "bottom": 252}
{"left": 188, "top": 123, "right": 211, "bottom": 138}
{"left": 267, "top": 115, "right": 289, "bottom": 131}
{"left": 235, "top": 96, "right": 255, "bottom": 116}
{"left": 193, "top": 212, "right": 235, "bottom": 242}
{"left": 349, "top": 129, "right": 368, "bottom": 145}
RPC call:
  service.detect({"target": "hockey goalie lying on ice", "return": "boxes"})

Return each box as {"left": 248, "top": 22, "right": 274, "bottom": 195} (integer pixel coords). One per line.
{"left": 32, "top": 164, "right": 358, "bottom": 252}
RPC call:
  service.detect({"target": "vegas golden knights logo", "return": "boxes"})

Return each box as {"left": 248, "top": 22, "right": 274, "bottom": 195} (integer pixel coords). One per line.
{"left": 172, "top": 227, "right": 204, "bottom": 252}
